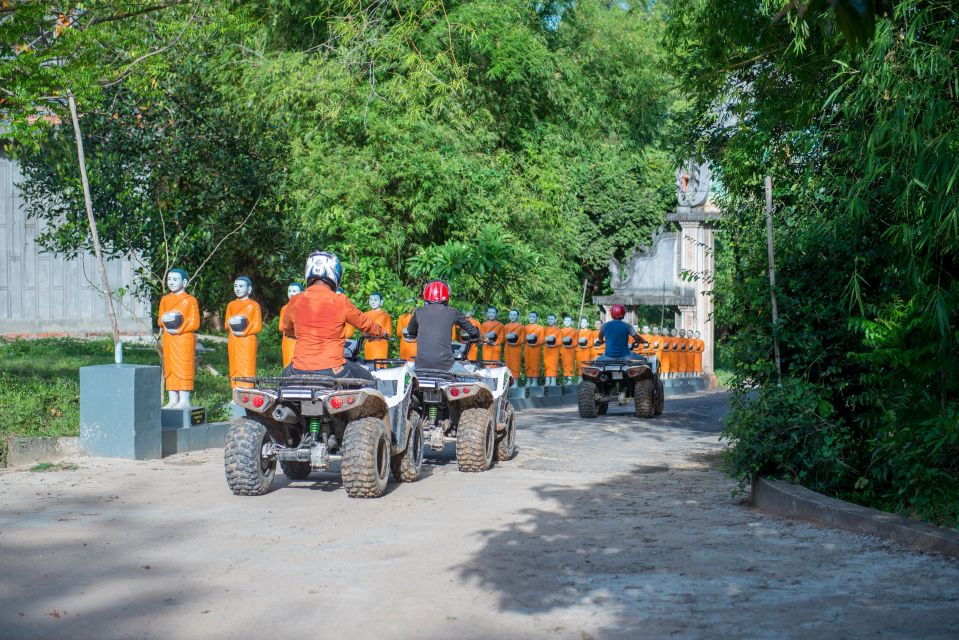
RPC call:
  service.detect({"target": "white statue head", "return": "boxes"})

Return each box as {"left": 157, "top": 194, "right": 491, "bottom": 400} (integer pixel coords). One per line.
{"left": 594, "top": 319, "right": 602, "bottom": 330}
{"left": 287, "top": 282, "right": 304, "bottom": 300}
{"left": 508, "top": 309, "right": 519, "bottom": 322}
{"left": 546, "top": 313, "right": 557, "bottom": 326}
{"left": 579, "top": 317, "right": 588, "bottom": 329}
{"left": 167, "top": 268, "right": 188, "bottom": 294}
{"left": 642, "top": 325, "right": 650, "bottom": 333}
{"left": 695, "top": 331, "right": 701, "bottom": 339}
{"left": 679, "top": 328, "right": 687, "bottom": 338}
{"left": 369, "top": 291, "right": 383, "bottom": 310}
{"left": 563, "top": 316, "right": 573, "bottom": 328}
{"left": 233, "top": 276, "right": 252, "bottom": 299}
{"left": 486, "top": 306, "right": 498, "bottom": 321}
{"left": 670, "top": 328, "right": 678, "bottom": 337}
{"left": 527, "top": 311, "right": 539, "bottom": 324}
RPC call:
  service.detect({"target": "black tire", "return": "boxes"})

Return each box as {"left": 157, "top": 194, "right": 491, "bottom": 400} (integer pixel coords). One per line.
{"left": 495, "top": 406, "right": 516, "bottom": 461}
{"left": 598, "top": 402, "right": 609, "bottom": 415}
{"left": 391, "top": 416, "right": 424, "bottom": 482}
{"left": 577, "top": 381, "right": 600, "bottom": 418}
{"left": 634, "top": 378, "right": 655, "bottom": 418}
{"left": 280, "top": 461, "right": 311, "bottom": 480}
{"left": 341, "top": 417, "right": 391, "bottom": 498}
{"left": 456, "top": 407, "right": 495, "bottom": 472}
{"left": 655, "top": 378, "right": 665, "bottom": 415}
{"left": 224, "top": 418, "right": 276, "bottom": 496}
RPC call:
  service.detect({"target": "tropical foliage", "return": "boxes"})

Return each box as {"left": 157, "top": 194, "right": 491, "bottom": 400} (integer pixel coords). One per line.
{"left": 668, "top": 0, "right": 959, "bottom": 526}
{"left": 8, "top": 0, "right": 680, "bottom": 318}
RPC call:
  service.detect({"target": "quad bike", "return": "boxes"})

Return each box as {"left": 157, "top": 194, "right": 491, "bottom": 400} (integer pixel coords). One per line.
{"left": 224, "top": 336, "right": 420, "bottom": 498}
{"left": 577, "top": 351, "right": 664, "bottom": 419}
{"left": 412, "top": 340, "right": 516, "bottom": 472}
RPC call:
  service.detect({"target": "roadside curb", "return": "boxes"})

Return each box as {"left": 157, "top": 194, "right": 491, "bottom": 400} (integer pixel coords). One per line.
{"left": 752, "top": 476, "right": 959, "bottom": 560}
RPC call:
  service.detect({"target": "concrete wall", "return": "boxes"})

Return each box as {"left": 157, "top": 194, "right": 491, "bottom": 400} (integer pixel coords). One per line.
{"left": 0, "top": 153, "right": 151, "bottom": 335}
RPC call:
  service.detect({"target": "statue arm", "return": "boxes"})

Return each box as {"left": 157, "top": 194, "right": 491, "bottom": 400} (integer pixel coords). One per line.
{"left": 182, "top": 297, "right": 200, "bottom": 334}
{"left": 248, "top": 302, "right": 263, "bottom": 336}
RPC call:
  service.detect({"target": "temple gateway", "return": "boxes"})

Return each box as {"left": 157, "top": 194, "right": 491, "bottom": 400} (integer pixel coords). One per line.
{"left": 593, "top": 160, "right": 720, "bottom": 375}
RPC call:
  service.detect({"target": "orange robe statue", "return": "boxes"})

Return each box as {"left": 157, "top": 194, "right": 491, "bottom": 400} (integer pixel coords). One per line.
{"left": 362, "top": 308, "right": 393, "bottom": 361}
{"left": 397, "top": 312, "right": 416, "bottom": 361}
{"left": 560, "top": 321, "right": 577, "bottom": 380}
{"left": 524, "top": 316, "right": 545, "bottom": 382}
{"left": 503, "top": 312, "right": 526, "bottom": 379}
{"left": 226, "top": 285, "right": 262, "bottom": 389}
{"left": 576, "top": 322, "right": 593, "bottom": 369}
{"left": 481, "top": 316, "right": 505, "bottom": 362}
{"left": 465, "top": 314, "right": 482, "bottom": 360}
{"left": 543, "top": 320, "right": 561, "bottom": 379}
{"left": 158, "top": 291, "right": 200, "bottom": 391}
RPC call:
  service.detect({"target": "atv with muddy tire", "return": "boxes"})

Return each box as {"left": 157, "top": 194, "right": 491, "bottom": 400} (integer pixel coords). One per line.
{"left": 412, "top": 341, "right": 516, "bottom": 472}
{"left": 577, "top": 358, "right": 664, "bottom": 419}
{"left": 224, "top": 338, "right": 420, "bottom": 498}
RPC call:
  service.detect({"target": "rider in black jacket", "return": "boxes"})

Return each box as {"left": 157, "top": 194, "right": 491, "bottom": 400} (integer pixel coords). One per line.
{"left": 405, "top": 280, "right": 481, "bottom": 371}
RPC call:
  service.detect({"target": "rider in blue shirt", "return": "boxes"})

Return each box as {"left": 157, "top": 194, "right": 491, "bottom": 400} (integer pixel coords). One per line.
{"left": 597, "top": 304, "right": 645, "bottom": 360}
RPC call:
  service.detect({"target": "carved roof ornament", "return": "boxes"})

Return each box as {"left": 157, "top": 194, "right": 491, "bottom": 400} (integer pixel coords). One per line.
{"left": 676, "top": 159, "right": 711, "bottom": 208}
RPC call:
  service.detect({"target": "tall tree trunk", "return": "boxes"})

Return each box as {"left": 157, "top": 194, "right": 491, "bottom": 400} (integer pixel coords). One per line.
{"left": 68, "top": 92, "right": 122, "bottom": 352}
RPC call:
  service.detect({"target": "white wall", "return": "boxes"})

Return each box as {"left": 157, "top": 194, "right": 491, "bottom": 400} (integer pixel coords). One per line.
{"left": 0, "top": 152, "right": 151, "bottom": 335}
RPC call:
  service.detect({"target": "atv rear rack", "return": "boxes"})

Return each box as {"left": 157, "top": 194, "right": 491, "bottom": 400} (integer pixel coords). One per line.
{"left": 414, "top": 368, "right": 485, "bottom": 382}
{"left": 232, "top": 375, "right": 376, "bottom": 390}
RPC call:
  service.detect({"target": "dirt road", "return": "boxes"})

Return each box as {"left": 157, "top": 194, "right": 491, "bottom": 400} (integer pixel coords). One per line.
{"left": 1, "top": 391, "right": 957, "bottom": 639}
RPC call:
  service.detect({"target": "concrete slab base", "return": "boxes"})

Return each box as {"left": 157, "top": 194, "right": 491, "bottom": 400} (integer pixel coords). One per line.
{"left": 753, "top": 477, "right": 959, "bottom": 559}
{"left": 161, "top": 422, "right": 231, "bottom": 457}
{"left": 161, "top": 407, "right": 208, "bottom": 430}
{"left": 4, "top": 436, "right": 79, "bottom": 467}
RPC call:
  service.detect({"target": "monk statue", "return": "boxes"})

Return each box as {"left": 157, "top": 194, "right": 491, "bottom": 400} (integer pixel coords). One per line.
{"left": 279, "top": 282, "right": 304, "bottom": 369}
{"left": 225, "top": 276, "right": 262, "bottom": 389}
{"left": 158, "top": 268, "right": 200, "bottom": 409}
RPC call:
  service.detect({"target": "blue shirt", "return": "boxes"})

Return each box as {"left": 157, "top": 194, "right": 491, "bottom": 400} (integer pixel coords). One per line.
{"left": 599, "top": 320, "right": 638, "bottom": 358}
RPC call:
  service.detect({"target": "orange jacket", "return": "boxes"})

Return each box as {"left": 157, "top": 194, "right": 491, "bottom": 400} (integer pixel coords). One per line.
{"left": 281, "top": 283, "right": 385, "bottom": 370}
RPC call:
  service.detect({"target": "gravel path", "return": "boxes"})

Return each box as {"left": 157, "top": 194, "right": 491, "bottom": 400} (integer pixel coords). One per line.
{"left": 1, "top": 390, "right": 957, "bottom": 639}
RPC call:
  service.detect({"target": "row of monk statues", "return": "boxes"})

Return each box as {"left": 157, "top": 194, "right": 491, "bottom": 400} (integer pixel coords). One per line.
{"left": 156, "top": 269, "right": 706, "bottom": 409}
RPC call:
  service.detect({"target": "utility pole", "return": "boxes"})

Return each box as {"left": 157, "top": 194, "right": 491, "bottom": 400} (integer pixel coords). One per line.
{"left": 577, "top": 279, "right": 588, "bottom": 322}
{"left": 765, "top": 176, "right": 782, "bottom": 382}
{"left": 68, "top": 92, "right": 122, "bottom": 358}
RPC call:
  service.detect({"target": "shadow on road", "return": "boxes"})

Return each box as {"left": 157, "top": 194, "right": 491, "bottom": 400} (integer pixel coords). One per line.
{"left": 454, "top": 450, "right": 959, "bottom": 638}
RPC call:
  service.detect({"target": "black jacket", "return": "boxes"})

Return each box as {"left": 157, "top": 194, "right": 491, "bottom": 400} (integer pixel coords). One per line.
{"left": 406, "top": 303, "right": 480, "bottom": 371}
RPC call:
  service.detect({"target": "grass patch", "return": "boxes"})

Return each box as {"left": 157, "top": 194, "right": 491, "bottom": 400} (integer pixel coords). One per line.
{"left": 0, "top": 332, "right": 284, "bottom": 442}
{"left": 30, "top": 462, "right": 79, "bottom": 472}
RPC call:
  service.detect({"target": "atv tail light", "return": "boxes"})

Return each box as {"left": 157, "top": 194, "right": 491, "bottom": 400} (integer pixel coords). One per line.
{"left": 241, "top": 394, "right": 250, "bottom": 403}
{"left": 252, "top": 395, "right": 265, "bottom": 408}
{"left": 461, "top": 386, "right": 470, "bottom": 394}
{"left": 627, "top": 367, "right": 641, "bottom": 378}
{"left": 330, "top": 397, "right": 342, "bottom": 409}
{"left": 450, "top": 387, "right": 460, "bottom": 397}
{"left": 582, "top": 367, "right": 599, "bottom": 377}
{"left": 347, "top": 396, "right": 356, "bottom": 405}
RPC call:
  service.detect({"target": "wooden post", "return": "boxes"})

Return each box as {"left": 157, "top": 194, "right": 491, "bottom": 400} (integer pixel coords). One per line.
{"left": 68, "top": 92, "right": 122, "bottom": 351}
{"left": 577, "top": 278, "right": 588, "bottom": 322}
{"left": 765, "top": 176, "right": 782, "bottom": 381}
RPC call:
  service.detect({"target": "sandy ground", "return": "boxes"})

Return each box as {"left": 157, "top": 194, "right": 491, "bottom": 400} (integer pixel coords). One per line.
{"left": 1, "top": 390, "right": 957, "bottom": 640}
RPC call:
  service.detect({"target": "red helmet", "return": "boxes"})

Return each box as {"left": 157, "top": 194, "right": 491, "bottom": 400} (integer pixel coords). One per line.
{"left": 610, "top": 303, "right": 626, "bottom": 319}
{"left": 422, "top": 280, "right": 450, "bottom": 304}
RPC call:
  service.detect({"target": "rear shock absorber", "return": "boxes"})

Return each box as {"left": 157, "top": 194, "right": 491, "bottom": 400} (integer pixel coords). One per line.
{"left": 427, "top": 405, "right": 438, "bottom": 425}
{"left": 310, "top": 417, "right": 320, "bottom": 439}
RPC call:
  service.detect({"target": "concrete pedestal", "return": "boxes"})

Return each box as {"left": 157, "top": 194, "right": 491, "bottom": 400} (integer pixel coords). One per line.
{"left": 526, "top": 386, "right": 545, "bottom": 398}
{"left": 543, "top": 385, "right": 563, "bottom": 397}
{"left": 161, "top": 407, "right": 208, "bottom": 430}
{"left": 79, "top": 364, "right": 161, "bottom": 460}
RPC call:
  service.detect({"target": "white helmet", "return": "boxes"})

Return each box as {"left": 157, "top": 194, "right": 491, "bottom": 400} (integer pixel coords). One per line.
{"left": 305, "top": 251, "right": 343, "bottom": 289}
